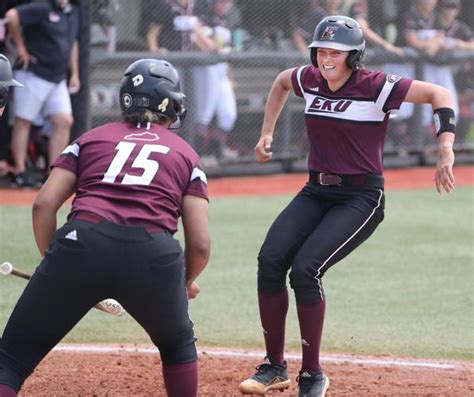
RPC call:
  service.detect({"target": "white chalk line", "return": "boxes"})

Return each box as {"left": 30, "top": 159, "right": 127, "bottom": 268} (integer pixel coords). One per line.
{"left": 53, "top": 344, "right": 462, "bottom": 370}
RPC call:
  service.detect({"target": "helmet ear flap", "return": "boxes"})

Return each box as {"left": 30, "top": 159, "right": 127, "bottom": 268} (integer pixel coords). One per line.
{"left": 310, "top": 47, "right": 318, "bottom": 67}
{"left": 346, "top": 49, "right": 364, "bottom": 71}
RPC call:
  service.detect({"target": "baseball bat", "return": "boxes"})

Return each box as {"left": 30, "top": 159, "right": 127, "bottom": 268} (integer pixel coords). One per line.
{"left": 0, "top": 261, "right": 125, "bottom": 317}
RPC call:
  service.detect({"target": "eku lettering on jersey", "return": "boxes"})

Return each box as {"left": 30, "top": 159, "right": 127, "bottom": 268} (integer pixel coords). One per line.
{"left": 53, "top": 121, "right": 208, "bottom": 234}
{"left": 291, "top": 66, "right": 412, "bottom": 174}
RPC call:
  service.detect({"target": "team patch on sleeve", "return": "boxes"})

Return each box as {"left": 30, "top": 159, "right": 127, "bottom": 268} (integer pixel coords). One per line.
{"left": 190, "top": 167, "right": 207, "bottom": 184}
{"left": 386, "top": 74, "right": 401, "bottom": 84}
{"left": 61, "top": 143, "right": 80, "bottom": 157}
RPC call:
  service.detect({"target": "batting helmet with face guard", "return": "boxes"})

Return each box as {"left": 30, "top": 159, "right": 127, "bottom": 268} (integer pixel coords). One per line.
{"left": 308, "top": 15, "right": 366, "bottom": 71}
{"left": 119, "top": 59, "right": 186, "bottom": 126}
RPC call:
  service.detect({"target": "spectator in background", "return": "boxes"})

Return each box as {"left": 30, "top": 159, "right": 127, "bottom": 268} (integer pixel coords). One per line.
{"left": 292, "top": 0, "right": 343, "bottom": 54}
{"left": 0, "top": 54, "right": 23, "bottom": 177}
{"left": 435, "top": 0, "right": 473, "bottom": 51}
{"left": 385, "top": 0, "right": 460, "bottom": 148}
{"left": 193, "top": 0, "right": 240, "bottom": 160}
{"left": 6, "top": 0, "right": 80, "bottom": 187}
{"left": 0, "top": 2, "right": 15, "bottom": 179}
{"left": 349, "top": 0, "right": 405, "bottom": 56}
{"left": 0, "top": 55, "right": 22, "bottom": 119}
{"left": 435, "top": 0, "right": 474, "bottom": 143}
{"left": 91, "top": 0, "right": 119, "bottom": 54}
{"left": 143, "top": 0, "right": 209, "bottom": 54}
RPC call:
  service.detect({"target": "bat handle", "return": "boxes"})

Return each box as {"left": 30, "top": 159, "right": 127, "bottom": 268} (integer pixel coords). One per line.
{"left": 11, "top": 268, "right": 32, "bottom": 280}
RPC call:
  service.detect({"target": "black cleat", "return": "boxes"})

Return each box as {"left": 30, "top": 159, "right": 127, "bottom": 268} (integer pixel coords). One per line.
{"left": 11, "top": 172, "right": 42, "bottom": 188}
{"left": 297, "top": 370, "right": 329, "bottom": 397}
{"left": 238, "top": 357, "right": 291, "bottom": 395}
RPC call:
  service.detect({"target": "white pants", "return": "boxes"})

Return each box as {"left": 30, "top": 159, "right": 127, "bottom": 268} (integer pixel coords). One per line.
{"left": 12, "top": 70, "right": 72, "bottom": 123}
{"left": 384, "top": 63, "right": 459, "bottom": 126}
{"left": 192, "top": 63, "right": 237, "bottom": 131}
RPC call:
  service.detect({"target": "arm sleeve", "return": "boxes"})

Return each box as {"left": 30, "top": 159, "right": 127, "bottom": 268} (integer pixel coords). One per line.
{"left": 291, "top": 66, "right": 306, "bottom": 98}
{"left": 382, "top": 76, "right": 413, "bottom": 112}
{"left": 51, "top": 141, "right": 81, "bottom": 176}
{"left": 184, "top": 155, "right": 209, "bottom": 201}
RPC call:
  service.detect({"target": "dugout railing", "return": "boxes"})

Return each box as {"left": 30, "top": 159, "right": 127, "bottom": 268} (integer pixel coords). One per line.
{"left": 89, "top": 48, "right": 474, "bottom": 176}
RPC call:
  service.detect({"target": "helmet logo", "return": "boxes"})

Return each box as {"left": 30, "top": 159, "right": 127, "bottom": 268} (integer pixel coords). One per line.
{"left": 158, "top": 98, "right": 169, "bottom": 112}
{"left": 321, "top": 26, "right": 339, "bottom": 40}
{"left": 122, "top": 93, "right": 133, "bottom": 108}
{"left": 132, "top": 74, "right": 144, "bottom": 87}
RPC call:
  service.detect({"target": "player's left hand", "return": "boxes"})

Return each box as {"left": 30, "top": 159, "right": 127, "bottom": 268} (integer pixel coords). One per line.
{"left": 434, "top": 146, "right": 455, "bottom": 193}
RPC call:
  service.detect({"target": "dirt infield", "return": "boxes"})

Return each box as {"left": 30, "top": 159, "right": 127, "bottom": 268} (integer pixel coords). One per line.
{"left": 20, "top": 348, "right": 473, "bottom": 396}
{"left": 2, "top": 166, "right": 473, "bottom": 396}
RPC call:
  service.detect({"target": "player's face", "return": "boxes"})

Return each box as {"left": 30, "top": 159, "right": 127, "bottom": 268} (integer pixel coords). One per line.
{"left": 317, "top": 48, "right": 351, "bottom": 82}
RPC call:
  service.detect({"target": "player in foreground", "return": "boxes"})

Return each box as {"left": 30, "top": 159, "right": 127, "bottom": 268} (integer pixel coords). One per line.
{"left": 238, "top": 15, "right": 455, "bottom": 397}
{"left": 0, "top": 59, "right": 210, "bottom": 397}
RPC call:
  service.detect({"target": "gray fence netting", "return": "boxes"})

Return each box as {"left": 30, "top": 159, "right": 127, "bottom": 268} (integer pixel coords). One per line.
{"left": 89, "top": 0, "right": 474, "bottom": 175}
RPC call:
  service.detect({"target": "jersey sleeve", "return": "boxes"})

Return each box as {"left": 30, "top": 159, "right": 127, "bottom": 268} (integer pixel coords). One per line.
{"left": 291, "top": 66, "right": 307, "bottom": 98}
{"left": 374, "top": 73, "right": 413, "bottom": 113}
{"left": 184, "top": 156, "right": 209, "bottom": 201}
{"left": 51, "top": 139, "right": 82, "bottom": 176}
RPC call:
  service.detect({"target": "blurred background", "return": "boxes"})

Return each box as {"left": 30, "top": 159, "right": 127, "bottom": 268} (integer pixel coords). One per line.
{"left": 2, "top": 0, "right": 473, "bottom": 178}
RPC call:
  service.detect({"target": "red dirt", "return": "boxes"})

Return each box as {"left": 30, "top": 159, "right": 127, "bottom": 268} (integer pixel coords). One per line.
{"left": 2, "top": 166, "right": 473, "bottom": 396}
{"left": 20, "top": 350, "right": 473, "bottom": 396}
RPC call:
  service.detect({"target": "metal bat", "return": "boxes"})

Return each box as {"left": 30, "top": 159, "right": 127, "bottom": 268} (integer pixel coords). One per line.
{"left": 0, "top": 261, "right": 125, "bottom": 317}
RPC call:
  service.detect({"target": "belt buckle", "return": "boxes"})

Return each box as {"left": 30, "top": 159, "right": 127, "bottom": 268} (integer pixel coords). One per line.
{"left": 318, "top": 173, "right": 342, "bottom": 186}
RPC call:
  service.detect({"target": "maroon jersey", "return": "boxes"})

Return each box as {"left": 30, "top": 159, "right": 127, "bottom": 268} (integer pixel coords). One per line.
{"left": 53, "top": 121, "right": 208, "bottom": 234}
{"left": 291, "top": 66, "right": 412, "bottom": 175}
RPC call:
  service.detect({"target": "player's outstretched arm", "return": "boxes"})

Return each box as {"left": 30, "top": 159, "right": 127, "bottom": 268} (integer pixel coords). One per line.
{"left": 182, "top": 195, "right": 210, "bottom": 299}
{"left": 256, "top": 68, "right": 295, "bottom": 162}
{"left": 404, "top": 80, "right": 455, "bottom": 193}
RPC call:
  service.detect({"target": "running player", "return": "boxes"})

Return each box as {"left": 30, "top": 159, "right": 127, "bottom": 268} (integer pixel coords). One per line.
{"left": 238, "top": 15, "right": 455, "bottom": 397}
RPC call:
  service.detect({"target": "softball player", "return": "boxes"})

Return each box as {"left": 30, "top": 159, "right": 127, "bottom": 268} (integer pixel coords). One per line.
{"left": 0, "top": 54, "right": 23, "bottom": 118}
{"left": 238, "top": 16, "right": 455, "bottom": 397}
{"left": 0, "top": 59, "right": 210, "bottom": 397}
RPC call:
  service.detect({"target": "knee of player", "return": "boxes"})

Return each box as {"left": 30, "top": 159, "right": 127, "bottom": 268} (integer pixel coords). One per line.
{"left": 157, "top": 336, "right": 198, "bottom": 366}
{"left": 289, "top": 267, "right": 326, "bottom": 305}
{"left": 0, "top": 355, "right": 31, "bottom": 391}
{"left": 289, "top": 260, "right": 326, "bottom": 289}
{"left": 257, "top": 251, "right": 288, "bottom": 293}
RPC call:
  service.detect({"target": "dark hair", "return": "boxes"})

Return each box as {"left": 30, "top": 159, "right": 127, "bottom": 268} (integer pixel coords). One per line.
{"left": 122, "top": 109, "right": 170, "bottom": 125}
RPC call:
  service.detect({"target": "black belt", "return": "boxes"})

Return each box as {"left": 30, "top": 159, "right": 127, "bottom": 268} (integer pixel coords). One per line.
{"left": 309, "top": 171, "right": 384, "bottom": 188}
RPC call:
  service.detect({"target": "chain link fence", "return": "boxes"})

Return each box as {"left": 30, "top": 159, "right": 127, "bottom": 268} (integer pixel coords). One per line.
{"left": 89, "top": 0, "right": 474, "bottom": 175}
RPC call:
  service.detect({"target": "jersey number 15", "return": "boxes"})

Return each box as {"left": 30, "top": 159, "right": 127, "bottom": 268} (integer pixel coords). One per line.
{"left": 102, "top": 141, "right": 170, "bottom": 185}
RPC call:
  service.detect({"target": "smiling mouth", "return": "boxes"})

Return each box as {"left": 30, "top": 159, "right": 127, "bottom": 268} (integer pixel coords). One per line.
{"left": 322, "top": 65, "right": 335, "bottom": 70}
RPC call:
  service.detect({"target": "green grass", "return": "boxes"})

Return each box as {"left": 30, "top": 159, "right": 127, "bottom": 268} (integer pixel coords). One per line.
{"left": 0, "top": 187, "right": 473, "bottom": 360}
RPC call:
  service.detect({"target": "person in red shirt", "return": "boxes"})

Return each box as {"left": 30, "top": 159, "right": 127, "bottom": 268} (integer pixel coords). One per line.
{"left": 0, "top": 59, "right": 210, "bottom": 397}
{"left": 238, "top": 15, "right": 455, "bottom": 397}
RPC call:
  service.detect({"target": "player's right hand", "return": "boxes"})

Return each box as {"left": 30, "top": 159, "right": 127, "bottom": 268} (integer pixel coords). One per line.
{"left": 255, "top": 135, "right": 273, "bottom": 162}
{"left": 186, "top": 281, "right": 200, "bottom": 300}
